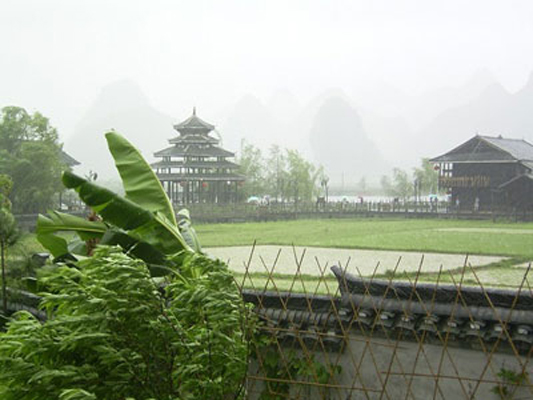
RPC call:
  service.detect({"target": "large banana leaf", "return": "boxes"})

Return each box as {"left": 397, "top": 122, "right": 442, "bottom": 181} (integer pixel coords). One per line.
{"left": 105, "top": 132, "right": 177, "bottom": 227}
{"left": 37, "top": 211, "right": 107, "bottom": 240}
{"left": 62, "top": 171, "right": 191, "bottom": 256}
{"left": 36, "top": 211, "right": 108, "bottom": 259}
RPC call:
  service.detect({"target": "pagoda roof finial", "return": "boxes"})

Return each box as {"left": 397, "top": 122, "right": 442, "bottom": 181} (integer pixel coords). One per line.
{"left": 173, "top": 107, "right": 215, "bottom": 133}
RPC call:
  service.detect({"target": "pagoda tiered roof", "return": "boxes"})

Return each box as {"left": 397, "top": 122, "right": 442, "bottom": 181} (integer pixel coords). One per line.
{"left": 156, "top": 172, "right": 245, "bottom": 182}
{"left": 173, "top": 107, "right": 215, "bottom": 134}
{"left": 169, "top": 134, "right": 219, "bottom": 145}
{"left": 151, "top": 159, "right": 240, "bottom": 169}
{"left": 154, "top": 144, "right": 234, "bottom": 158}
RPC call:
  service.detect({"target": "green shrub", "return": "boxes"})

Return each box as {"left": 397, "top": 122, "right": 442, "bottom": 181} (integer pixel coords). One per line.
{"left": 0, "top": 246, "right": 250, "bottom": 399}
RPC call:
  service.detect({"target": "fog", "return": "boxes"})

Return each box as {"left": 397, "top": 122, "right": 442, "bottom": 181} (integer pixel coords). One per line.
{"left": 2, "top": 0, "right": 533, "bottom": 184}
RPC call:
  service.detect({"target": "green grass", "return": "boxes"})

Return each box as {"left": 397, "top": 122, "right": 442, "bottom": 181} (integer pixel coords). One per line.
{"left": 15, "top": 218, "right": 533, "bottom": 290}
{"left": 196, "top": 218, "right": 533, "bottom": 258}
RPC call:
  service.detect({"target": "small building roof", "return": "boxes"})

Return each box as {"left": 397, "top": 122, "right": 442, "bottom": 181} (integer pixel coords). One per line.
{"left": 60, "top": 150, "right": 80, "bottom": 167}
{"left": 498, "top": 173, "right": 533, "bottom": 189}
{"left": 173, "top": 108, "right": 215, "bottom": 134}
{"left": 431, "top": 135, "right": 533, "bottom": 164}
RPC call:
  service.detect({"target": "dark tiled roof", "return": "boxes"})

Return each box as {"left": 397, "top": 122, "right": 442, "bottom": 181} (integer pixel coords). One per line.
{"left": 169, "top": 134, "right": 219, "bottom": 145}
{"left": 431, "top": 135, "right": 533, "bottom": 163}
{"left": 155, "top": 172, "right": 245, "bottom": 181}
{"left": 154, "top": 145, "right": 234, "bottom": 158}
{"left": 173, "top": 109, "right": 215, "bottom": 133}
{"left": 61, "top": 150, "right": 80, "bottom": 167}
{"left": 151, "top": 159, "right": 240, "bottom": 169}
{"left": 483, "top": 136, "right": 533, "bottom": 161}
{"left": 499, "top": 173, "right": 533, "bottom": 189}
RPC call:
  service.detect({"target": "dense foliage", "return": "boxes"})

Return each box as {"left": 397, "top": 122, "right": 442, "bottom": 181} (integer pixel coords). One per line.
{"left": 380, "top": 158, "right": 440, "bottom": 198}
{"left": 0, "top": 247, "right": 249, "bottom": 399}
{"left": 0, "top": 132, "right": 252, "bottom": 398}
{"left": 0, "top": 106, "right": 66, "bottom": 213}
{"left": 36, "top": 132, "right": 192, "bottom": 271}
{"left": 0, "top": 174, "right": 19, "bottom": 313}
{"left": 237, "top": 140, "right": 324, "bottom": 202}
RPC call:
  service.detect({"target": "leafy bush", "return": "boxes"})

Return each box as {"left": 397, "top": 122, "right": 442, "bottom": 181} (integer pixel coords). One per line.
{"left": 0, "top": 246, "right": 250, "bottom": 399}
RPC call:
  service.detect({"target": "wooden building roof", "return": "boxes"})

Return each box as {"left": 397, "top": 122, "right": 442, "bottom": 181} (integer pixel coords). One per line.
{"left": 60, "top": 149, "right": 80, "bottom": 167}
{"left": 155, "top": 172, "right": 245, "bottom": 182}
{"left": 151, "top": 159, "right": 240, "bottom": 169}
{"left": 431, "top": 135, "right": 533, "bottom": 164}
{"left": 173, "top": 107, "right": 215, "bottom": 134}
{"left": 154, "top": 144, "right": 234, "bottom": 158}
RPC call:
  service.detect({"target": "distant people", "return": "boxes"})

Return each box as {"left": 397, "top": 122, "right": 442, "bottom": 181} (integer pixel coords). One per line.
{"left": 455, "top": 197, "right": 460, "bottom": 211}
{"left": 474, "top": 197, "right": 480, "bottom": 212}
{"left": 316, "top": 196, "right": 326, "bottom": 211}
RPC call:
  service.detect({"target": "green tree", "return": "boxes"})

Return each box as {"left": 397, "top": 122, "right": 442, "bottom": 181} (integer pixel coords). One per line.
{"left": 284, "top": 149, "right": 318, "bottom": 205}
{"left": 380, "top": 175, "right": 393, "bottom": 195}
{"left": 381, "top": 169, "right": 413, "bottom": 199}
{"left": 265, "top": 145, "right": 288, "bottom": 201}
{"left": 0, "top": 247, "right": 249, "bottom": 399}
{"left": 0, "top": 132, "right": 252, "bottom": 399}
{"left": 237, "top": 139, "right": 266, "bottom": 198}
{"left": 0, "top": 175, "right": 19, "bottom": 314}
{"left": 413, "top": 158, "right": 439, "bottom": 195}
{"left": 0, "top": 106, "right": 66, "bottom": 213}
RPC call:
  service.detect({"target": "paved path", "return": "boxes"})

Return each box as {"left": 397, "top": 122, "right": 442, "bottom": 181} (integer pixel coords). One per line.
{"left": 436, "top": 228, "right": 533, "bottom": 235}
{"left": 205, "top": 246, "right": 506, "bottom": 277}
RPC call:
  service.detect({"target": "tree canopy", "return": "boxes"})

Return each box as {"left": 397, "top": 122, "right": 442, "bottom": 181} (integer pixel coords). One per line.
{"left": 238, "top": 142, "right": 323, "bottom": 203}
{"left": 0, "top": 132, "right": 251, "bottom": 399}
{"left": 0, "top": 106, "right": 66, "bottom": 213}
{"left": 381, "top": 159, "right": 440, "bottom": 199}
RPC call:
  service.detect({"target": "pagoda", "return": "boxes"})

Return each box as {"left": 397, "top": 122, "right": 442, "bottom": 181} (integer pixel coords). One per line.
{"left": 152, "top": 108, "right": 244, "bottom": 204}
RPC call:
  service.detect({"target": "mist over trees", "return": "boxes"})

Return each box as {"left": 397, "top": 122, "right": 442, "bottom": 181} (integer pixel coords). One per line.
{"left": 380, "top": 159, "right": 439, "bottom": 199}
{"left": 0, "top": 107, "right": 66, "bottom": 213}
{"left": 237, "top": 141, "right": 324, "bottom": 203}
{"left": 310, "top": 96, "right": 387, "bottom": 182}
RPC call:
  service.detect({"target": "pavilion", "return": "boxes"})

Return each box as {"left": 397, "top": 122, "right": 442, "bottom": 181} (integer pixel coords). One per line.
{"left": 430, "top": 135, "right": 533, "bottom": 211}
{"left": 152, "top": 109, "right": 244, "bottom": 204}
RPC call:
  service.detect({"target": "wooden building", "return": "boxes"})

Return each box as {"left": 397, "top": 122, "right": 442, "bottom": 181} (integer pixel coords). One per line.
{"left": 152, "top": 109, "right": 244, "bottom": 204}
{"left": 430, "top": 135, "right": 533, "bottom": 211}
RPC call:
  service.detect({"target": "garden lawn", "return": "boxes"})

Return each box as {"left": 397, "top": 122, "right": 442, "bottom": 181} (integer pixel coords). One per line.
{"left": 196, "top": 218, "right": 533, "bottom": 258}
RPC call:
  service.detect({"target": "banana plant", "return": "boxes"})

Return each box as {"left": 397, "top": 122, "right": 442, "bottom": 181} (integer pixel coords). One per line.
{"left": 37, "top": 132, "right": 198, "bottom": 274}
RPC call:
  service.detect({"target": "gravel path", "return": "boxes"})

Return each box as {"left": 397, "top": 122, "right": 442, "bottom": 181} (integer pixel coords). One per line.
{"left": 205, "top": 246, "right": 506, "bottom": 277}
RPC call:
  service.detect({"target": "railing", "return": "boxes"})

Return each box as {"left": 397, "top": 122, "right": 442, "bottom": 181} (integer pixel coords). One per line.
{"left": 3, "top": 250, "right": 533, "bottom": 399}
{"left": 14, "top": 201, "right": 533, "bottom": 231}
{"left": 238, "top": 249, "right": 533, "bottom": 399}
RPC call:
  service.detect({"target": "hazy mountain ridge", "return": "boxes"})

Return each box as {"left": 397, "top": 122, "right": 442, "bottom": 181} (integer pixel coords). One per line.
{"left": 417, "top": 74, "right": 533, "bottom": 158}
{"left": 309, "top": 97, "right": 387, "bottom": 184}
{"left": 66, "top": 80, "right": 175, "bottom": 178}
{"left": 66, "top": 69, "right": 533, "bottom": 184}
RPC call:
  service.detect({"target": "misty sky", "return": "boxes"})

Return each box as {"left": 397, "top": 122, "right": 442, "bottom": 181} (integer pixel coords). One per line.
{"left": 2, "top": 0, "right": 533, "bottom": 141}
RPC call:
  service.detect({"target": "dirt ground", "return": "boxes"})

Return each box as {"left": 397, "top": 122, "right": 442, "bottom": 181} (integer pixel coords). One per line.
{"left": 205, "top": 245, "right": 506, "bottom": 277}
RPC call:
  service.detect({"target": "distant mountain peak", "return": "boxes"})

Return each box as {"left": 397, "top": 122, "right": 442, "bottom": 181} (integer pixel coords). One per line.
{"left": 309, "top": 95, "right": 386, "bottom": 182}
{"left": 519, "top": 70, "right": 533, "bottom": 93}
{"left": 480, "top": 82, "right": 509, "bottom": 99}
{"left": 97, "top": 79, "right": 151, "bottom": 109}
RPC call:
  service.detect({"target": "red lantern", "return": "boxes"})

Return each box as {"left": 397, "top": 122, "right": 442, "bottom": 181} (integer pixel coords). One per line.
{"left": 202, "top": 182, "right": 208, "bottom": 188}
{"left": 433, "top": 164, "right": 440, "bottom": 171}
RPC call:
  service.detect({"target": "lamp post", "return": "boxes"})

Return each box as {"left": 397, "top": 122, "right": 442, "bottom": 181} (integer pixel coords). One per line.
{"left": 321, "top": 177, "right": 329, "bottom": 203}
